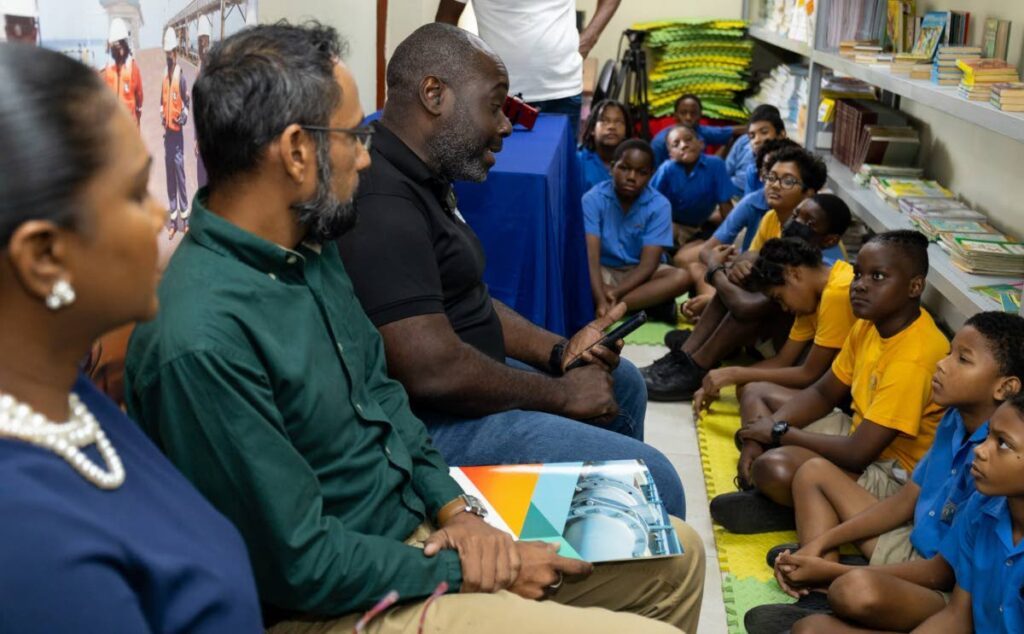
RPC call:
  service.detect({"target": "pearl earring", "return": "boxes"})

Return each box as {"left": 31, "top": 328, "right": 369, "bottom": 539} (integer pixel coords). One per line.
{"left": 45, "top": 279, "right": 76, "bottom": 311}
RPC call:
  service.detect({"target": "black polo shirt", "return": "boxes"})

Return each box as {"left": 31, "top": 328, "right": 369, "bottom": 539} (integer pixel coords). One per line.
{"left": 337, "top": 121, "right": 506, "bottom": 362}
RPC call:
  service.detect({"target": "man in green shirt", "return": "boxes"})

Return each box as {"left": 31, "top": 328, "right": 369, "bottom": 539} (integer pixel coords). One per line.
{"left": 126, "top": 22, "right": 703, "bottom": 634}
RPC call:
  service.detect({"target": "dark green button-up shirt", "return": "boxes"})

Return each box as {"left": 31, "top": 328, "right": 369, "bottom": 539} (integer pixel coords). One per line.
{"left": 125, "top": 195, "right": 464, "bottom": 616}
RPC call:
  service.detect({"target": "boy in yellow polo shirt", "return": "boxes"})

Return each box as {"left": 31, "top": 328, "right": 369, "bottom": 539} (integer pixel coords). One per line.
{"left": 712, "top": 230, "right": 949, "bottom": 534}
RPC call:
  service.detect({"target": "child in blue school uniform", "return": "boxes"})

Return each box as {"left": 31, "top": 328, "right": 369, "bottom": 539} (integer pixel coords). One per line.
{"left": 577, "top": 99, "right": 632, "bottom": 194}
{"left": 650, "top": 123, "right": 740, "bottom": 248}
{"left": 747, "top": 312, "right": 1024, "bottom": 633}
{"left": 927, "top": 392, "right": 1024, "bottom": 634}
{"left": 651, "top": 94, "right": 745, "bottom": 167}
{"left": 724, "top": 103, "right": 783, "bottom": 191}
{"left": 583, "top": 139, "right": 689, "bottom": 322}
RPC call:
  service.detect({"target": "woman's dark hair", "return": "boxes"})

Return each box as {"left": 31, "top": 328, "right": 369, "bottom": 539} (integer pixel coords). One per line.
{"left": 755, "top": 138, "right": 799, "bottom": 173}
{"left": 965, "top": 312, "right": 1024, "bottom": 380}
{"left": 769, "top": 146, "right": 828, "bottom": 192}
{"left": 810, "top": 193, "right": 852, "bottom": 236}
{"left": 193, "top": 21, "right": 347, "bottom": 189}
{"left": 612, "top": 139, "right": 655, "bottom": 168}
{"left": 864, "top": 229, "right": 929, "bottom": 277}
{"left": 580, "top": 99, "right": 632, "bottom": 152}
{"left": 0, "top": 44, "right": 116, "bottom": 248}
{"left": 748, "top": 237, "right": 823, "bottom": 291}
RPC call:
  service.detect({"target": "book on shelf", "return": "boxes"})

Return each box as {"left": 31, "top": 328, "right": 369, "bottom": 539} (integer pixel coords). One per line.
{"left": 943, "top": 236, "right": 1024, "bottom": 276}
{"left": 886, "top": 1, "right": 916, "bottom": 53}
{"left": 899, "top": 197, "right": 984, "bottom": 220}
{"left": 944, "top": 11, "right": 971, "bottom": 47}
{"left": 855, "top": 164, "right": 925, "bottom": 186}
{"left": 991, "top": 82, "right": 1024, "bottom": 112}
{"left": 971, "top": 282, "right": 1024, "bottom": 313}
{"left": 854, "top": 125, "right": 919, "bottom": 172}
{"left": 449, "top": 460, "right": 684, "bottom": 563}
{"left": 870, "top": 176, "right": 955, "bottom": 208}
{"left": 832, "top": 99, "right": 908, "bottom": 169}
{"left": 913, "top": 217, "right": 1003, "bottom": 241}
{"left": 909, "top": 11, "right": 949, "bottom": 61}
{"left": 982, "top": 18, "right": 1013, "bottom": 61}
{"left": 956, "top": 58, "right": 1020, "bottom": 82}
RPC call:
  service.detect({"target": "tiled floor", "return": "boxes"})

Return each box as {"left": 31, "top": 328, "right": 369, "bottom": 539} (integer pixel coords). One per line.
{"left": 623, "top": 344, "right": 729, "bottom": 634}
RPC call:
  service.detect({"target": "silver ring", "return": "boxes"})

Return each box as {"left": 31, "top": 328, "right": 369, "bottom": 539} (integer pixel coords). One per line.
{"left": 548, "top": 572, "right": 563, "bottom": 591}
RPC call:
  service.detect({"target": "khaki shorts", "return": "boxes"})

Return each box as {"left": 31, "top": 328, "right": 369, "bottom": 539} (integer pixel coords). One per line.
{"left": 804, "top": 410, "right": 909, "bottom": 501}
{"left": 672, "top": 223, "right": 700, "bottom": 247}
{"left": 600, "top": 263, "right": 674, "bottom": 287}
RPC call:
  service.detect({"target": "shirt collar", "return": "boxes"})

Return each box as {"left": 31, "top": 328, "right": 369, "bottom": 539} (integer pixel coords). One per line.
{"left": 371, "top": 121, "right": 454, "bottom": 209}
{"left": 980, "top": 495, "right": 1024, "bottom": 555}
{"left": 186, "top": 189, "right": 312, "bottom": 281}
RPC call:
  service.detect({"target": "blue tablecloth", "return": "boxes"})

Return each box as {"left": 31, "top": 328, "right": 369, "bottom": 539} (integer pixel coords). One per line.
{"left": 454, "top": 114, "right": 594, "bottom": 336}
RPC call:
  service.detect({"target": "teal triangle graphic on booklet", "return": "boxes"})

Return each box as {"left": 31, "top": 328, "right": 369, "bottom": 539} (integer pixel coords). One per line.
{"left": 520, "top": 502, "right": 561, "bottom": 540}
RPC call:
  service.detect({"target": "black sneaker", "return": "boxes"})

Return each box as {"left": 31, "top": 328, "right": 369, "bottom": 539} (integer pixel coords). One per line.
{"left": 744, "top": 593, "right": 831, "bottom": 634}
{"left": 709, "top": 490, "right": 796, "bottom": 534}
{"left": 645, "top": 351, "right": 706, "bottom": 401}
{"left": 766, "top": 543, "right": 871, "bottom": 569}
{"left": 639, "top": 349, "right": 686, "bottom": 380}
{"left": 645, "top": 300, "right": 677, "bottom": 325}
{"left": 663, "top": 328, "right": 691, "bottom": 351}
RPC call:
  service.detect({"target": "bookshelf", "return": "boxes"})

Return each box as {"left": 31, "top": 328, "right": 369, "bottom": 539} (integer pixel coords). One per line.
{"left": 740, "top": 0, "right": 1024, "bottom": 324}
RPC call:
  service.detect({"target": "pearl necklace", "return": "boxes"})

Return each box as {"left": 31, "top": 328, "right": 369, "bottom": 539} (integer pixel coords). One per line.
{"left": 0, "top": 392, "right": 125, "bottom": 490}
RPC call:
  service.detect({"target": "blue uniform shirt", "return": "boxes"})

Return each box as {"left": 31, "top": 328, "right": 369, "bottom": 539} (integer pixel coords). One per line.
{"left": 583, "top": 179, "right": 673, "bottom": 268}
{"left": 941, "top": 492, "right": 1024, "bottom": 634}
{"left": 909, "top": 409, "right": 989, "bottom": 557}
{"left": 726, "top": 134, "right": 753, "bottom": 190}
{"left": 650, "top": 154, "right": 740, "bottom": 226}
{"left": 712, "top": 189, "right": 769, "bottom": 251}
{"left": 822, "top": 244, "right": 846, "bottom": 266}
{"left": 743, "top": 161, "right": 763, "bottom": 195}
{"left": 0, "top": 375, "right": 263, "bottom": 632}
{"left": 578, "top": 147, "right": 611, "bottom": 194}
{"left": 652, "top": 123, "right": 737, "bottom": 167}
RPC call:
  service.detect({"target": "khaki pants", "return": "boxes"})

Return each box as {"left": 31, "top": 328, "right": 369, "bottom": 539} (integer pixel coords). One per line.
{"left": 268, "top": 516, "right": 705, "bottom": 634}
{"left": 805, "top": 411, "right": 909, "bottom": 501}
{"left": 600, "top": 263, "right": 675, "bottom": 288}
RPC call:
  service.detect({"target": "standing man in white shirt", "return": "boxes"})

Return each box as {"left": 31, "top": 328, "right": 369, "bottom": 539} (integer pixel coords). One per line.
{"left": 436, "top": 0, "right": 621, "bottom": 135}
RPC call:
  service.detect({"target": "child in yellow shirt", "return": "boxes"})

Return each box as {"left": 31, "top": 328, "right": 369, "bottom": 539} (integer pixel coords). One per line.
{"left": 712, "top": 230, "right": 949, "bottom": 534}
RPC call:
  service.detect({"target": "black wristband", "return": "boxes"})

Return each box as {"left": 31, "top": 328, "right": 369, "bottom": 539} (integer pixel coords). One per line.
{"left": 548, "top": 340, "right": 569, "bottom": 376}
{"left": 704, "top": 264, "right": 727, "bottom": 285}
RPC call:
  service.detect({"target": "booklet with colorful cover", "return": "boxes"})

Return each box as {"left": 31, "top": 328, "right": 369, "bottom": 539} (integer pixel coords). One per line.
{"left": 449, "top": 460, "right": 683, "bottom": 563}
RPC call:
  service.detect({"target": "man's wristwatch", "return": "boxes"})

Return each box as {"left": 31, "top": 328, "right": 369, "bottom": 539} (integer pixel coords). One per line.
{"left": 548, "top": 339, "right": 569, "bottom": 376}
{"left": 704, "top": 264, "right": 728, "bottom": 285}
{"left": 437, "top": 494, "right": 488, "bottom": 525}
{"left": 770, "top": 421, "right": 790, "bottom": 448}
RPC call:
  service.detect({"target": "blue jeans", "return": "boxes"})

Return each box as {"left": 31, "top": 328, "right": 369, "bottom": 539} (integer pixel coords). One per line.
{"left": 529, "top": 93, "right": 582, "bottom": 140}
{"left": 417, "top": 357, "right": 686, "bottom": 518}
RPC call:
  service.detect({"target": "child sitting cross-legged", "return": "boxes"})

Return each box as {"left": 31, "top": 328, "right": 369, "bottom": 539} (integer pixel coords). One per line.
{"left": 710, "top": 230, "right": 949, "bottom": 535}
{"left": 651, "top": 123, "right": 740, "bottom": 249}
{"left": 744, "top": 312, "right": 1024, "bottom": 633}
{"left": 583, "top": 139, "right": 689, "bottom": 321}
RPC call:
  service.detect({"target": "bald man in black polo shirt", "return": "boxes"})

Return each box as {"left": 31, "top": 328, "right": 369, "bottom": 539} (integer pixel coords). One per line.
{"left": 336, "top": 23, "right": 685, "bottom": 518}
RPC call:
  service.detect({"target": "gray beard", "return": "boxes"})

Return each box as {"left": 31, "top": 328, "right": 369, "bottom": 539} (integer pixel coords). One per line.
{"left": 290, "top": 138, "right": 358, "bottom": 242}
{"left": 425, "top": 102, "right": 492, "bottom": 183}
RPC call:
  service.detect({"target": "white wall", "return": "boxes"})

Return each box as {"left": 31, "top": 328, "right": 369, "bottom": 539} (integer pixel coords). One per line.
{"left": 259, "top": 0, "right": 377, "bottom": 114}
{"left": 897, "top": 0, "right": 1024, "bottom": 237}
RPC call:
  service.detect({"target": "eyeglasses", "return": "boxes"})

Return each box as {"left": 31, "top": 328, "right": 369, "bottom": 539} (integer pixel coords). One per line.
{"left": 764, "top": 172, "right": 803, "bottom": 190}
{"left": 301, "top": 125, "right": 374, "bottom": 152}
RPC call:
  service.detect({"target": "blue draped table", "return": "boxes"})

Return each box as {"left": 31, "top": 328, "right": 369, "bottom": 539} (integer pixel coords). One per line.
{"left": 454, "top": 114, "right": 594, "bottom": 337}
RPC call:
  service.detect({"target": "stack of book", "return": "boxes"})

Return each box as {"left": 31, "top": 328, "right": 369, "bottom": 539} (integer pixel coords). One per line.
{"left": 971, "top": 281, "right": 1024, "bottom": 312}
{"left": 891, "top": 54, "right": 932, "bottom": 78}
{"left": 869, "top": 176, "right": 954, "bottom": 209}
{"left": 831, "top": 99, "right": 909, "bottom": 169}
{"left": 915, "top": 218, "right": 1006, "bottom": 242}
{"left": 943, "top": 236, "right": 1024, "bottom": 276}
{"left": 992, "top": 83, "right": 1024, "bottom": 113}
{"left": 855, "top": 164, "right": 924, "bottom": 185}
{"left": 931, "top": 45, "right": 982, "bottom": 86}
{"left": 839, "top": 40, "right": 879, "bottom": 59}
{"left": 957, "top": 59, "right": 1020, "bottom": 101}
{"left": 982, "top": 18, "right": 1012, "bottom": 61}
{"left": 749, "top": 63, "right": 810, "bottom": 134}
{"left": 760, "top": 0, "right": 815, "bottom": 46}
{"left": 899, "top": 197, "right": 983, "bottom": 221}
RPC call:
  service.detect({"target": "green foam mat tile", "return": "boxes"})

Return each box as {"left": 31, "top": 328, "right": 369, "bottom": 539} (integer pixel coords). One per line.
{"left": 722, "top": 574, "right": 796, "bottom": 634}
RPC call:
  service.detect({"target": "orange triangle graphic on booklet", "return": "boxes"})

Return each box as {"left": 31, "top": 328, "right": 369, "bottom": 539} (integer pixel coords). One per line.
{"left": 459, "top": 465, "right": 540, "bottom": 536}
